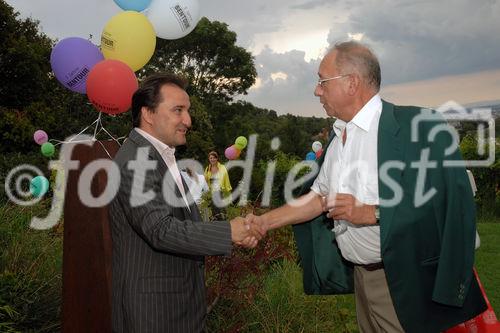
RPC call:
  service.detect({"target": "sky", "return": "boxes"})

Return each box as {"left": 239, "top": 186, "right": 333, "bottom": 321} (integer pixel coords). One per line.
{"left": 5, "top": 0, "right": 500, "bottom": 117}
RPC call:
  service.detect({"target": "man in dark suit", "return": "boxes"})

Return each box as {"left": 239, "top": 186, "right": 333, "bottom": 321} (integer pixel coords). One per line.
{"left": 248, "top": 41, "right": 486, "bottom": 332}
{"left": 109, "top": 73, "right": 259, "bottom": 332}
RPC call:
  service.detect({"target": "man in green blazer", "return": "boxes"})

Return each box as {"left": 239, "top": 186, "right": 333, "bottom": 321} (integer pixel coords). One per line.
{"left": 248, "top": 41, "right": 486, "bottom": 332}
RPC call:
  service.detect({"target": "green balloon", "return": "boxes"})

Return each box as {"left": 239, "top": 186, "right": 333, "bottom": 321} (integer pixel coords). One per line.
{"left": 234, "top": 136, "right": 247, "bottom": 150}
{"left": 30, "top": 176, "right": 49, "bottom": 197}
{"left": 41, "top": 142, "right": 55, "bottom": 157}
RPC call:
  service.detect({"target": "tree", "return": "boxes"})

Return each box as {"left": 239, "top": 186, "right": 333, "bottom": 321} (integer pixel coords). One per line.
{"left": 0, "top": 0, "right": 54, "bottom": 109}
{"left": 176, "top": 96, "right": 214, "bottom": 162}
{"left": 141, "top": 17, "right": 257, "bottom": 102}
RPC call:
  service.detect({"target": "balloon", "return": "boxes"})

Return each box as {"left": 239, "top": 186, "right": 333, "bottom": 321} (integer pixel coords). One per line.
{"left": 41, "top": 142, "right": 55, "bottom": 157}
{"left": 234, "top": 136, "right": 247, "bottom": 150}
{"left": 315, "top": 148, "right": 323, "bottom": 159}
{"left": 86, "top": 59, "right": 138, "bottom": 115}
{"left": 225, "top": 145, "right": 241, "bottom": 160}
{"left": 147, "top": 0, "right": 200, "bottom": 39}
{"left": 101, "top": 11, "right": 156, "bottom": 71}
{"left": 33, "top": 130, "right": 48, "bottom": 145}
{"left": 30, "top": 176, "right": 49, "bottom": 197}
{"left": 312, "top": 141, "right": 322, "bottom": 153}
{"left": 50, "top": 37, "right": 104, "bottom": 93}
{"left": 305, "top": 152, "right": 316, "bottom": 161}
{"left": 113, "top": 0, "right": 152, "bottom": 11}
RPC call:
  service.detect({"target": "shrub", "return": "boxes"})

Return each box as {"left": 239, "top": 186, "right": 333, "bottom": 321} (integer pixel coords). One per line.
{"left": 0, "top": 201, "right": 62, "bottom": 332}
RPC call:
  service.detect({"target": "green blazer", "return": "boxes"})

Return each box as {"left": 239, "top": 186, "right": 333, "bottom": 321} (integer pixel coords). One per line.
{"left": 293, "top": 101, "right": 487, "bottom": 333}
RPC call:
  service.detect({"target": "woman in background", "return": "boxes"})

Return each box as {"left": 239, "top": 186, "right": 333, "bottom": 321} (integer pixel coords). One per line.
{"left": 204, "top": 151, "right": 232, "bottom": 219}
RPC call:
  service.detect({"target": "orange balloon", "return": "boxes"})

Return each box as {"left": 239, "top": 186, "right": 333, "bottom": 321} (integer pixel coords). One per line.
{"left": 86, "top": 59, "right": 138, "bottom": 115}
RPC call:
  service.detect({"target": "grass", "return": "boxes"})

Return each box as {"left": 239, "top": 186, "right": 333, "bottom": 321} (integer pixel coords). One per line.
{"left": 0, "top": 199, "right": 498, "bottom": 332}
{"left": 0, "top": 201, "right": 63, "bottom": 332}
{"left": 475, "top": 220, "right": 500, "bottom": 316}
{"left": 245, "top": 260, "right": 358, "bottom": 333}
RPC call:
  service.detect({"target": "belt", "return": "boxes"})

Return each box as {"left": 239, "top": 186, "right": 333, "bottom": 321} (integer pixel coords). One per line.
{"left": 354, "top": 261, "right": 384, "bottom": 271}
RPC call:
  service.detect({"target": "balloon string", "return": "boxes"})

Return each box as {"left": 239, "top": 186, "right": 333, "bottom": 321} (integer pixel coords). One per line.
{"left": 50, "top": 118, "right": 100, "bottom": 146}
{"left": 95, "top": 113, "right": 123, "bottom": 146}
{"left": 93, "top": 112, "right": 102, "bottom": 139}
{"left": 49, "top": 114, "right": 124, "bottom": 159}
{"left": 96, "top": 140, "right": 113, "bottom": 159}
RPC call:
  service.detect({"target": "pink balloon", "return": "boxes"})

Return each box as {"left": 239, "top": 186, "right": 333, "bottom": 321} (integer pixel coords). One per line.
{"left": 224, "top": 145, "right": 241, "bottom": 160}
{"left": 33, "top": 130, "right": 48, "bottom": 145}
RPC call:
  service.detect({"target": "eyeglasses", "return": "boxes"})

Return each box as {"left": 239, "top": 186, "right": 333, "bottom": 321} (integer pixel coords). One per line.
{"left": 317, "top": 74, "right": 351, "bottom": 87}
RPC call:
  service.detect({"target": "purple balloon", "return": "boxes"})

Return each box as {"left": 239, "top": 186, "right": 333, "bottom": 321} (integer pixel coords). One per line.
{"left": 50, "top": 37, "right": 104, "bottom": 94}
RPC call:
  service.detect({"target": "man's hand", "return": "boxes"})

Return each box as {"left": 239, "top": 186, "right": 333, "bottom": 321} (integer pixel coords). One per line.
{"left": 245, "top": 213, "right": 269, "bottom": 237}
{"left": 322, "top": 193, "right": 377, "bottom": 225}
{"left": 230, "top": 217, "right": 259, "bottom": 248}
{"left": 230, "top": 214, "right": 270, "bottom": 249}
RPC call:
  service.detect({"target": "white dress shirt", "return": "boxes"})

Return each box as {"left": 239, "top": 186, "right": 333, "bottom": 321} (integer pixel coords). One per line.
{"left": 311, "top": 94, "right": 382, "bottom": 264}
{"left": 181, "top": 171, "right": 209, "bottom": 205}
{"left": 135, "top": 128, "right": 191, "bottom": 211}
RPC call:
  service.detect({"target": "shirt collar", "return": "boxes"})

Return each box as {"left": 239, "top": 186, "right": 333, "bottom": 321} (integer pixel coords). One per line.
{"left": 332, "top": 94, "right": 382, "bottom": 136}
{"left": 134, "top": 128, "right": 176, "bottom": 156}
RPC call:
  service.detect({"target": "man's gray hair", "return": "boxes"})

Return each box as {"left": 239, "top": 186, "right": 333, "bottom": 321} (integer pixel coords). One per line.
{"left": 332, "top": 41, "right": 381, "bottom": 92}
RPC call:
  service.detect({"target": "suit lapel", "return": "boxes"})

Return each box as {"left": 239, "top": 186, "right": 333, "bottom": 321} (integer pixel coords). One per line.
{"left": 377, "top": 101, "right": 405, "bottom": 249}
{"left": 128, "top": 129, "right": 195, "bottom": 217}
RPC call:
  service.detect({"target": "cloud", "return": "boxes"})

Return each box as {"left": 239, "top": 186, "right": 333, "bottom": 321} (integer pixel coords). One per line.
{"left": 201, "top": 0, "right": 296, "bottom": 49}
{"left": 291, "top": 0, "right": 335, "bottom": 10}
{"left": 240, "top": 47, "right": 325, "bottom": 117}
{"left": 326, "top": 0, "right": 500, "bottom": 85}
{"left": 5, "top": 0, "right": 500, "bottom": 117}
{"left": 5, "top": 0, "right": 120, "bottom": 41}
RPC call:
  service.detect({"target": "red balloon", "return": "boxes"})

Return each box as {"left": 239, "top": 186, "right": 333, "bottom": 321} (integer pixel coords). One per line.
{"left": 86, "top": 59, "right": 138, "bottom": 115}
{"left": 315, "top": 148, "right": 323, "bottom": 159}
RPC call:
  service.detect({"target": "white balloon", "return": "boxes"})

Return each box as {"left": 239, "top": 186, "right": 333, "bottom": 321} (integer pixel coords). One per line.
{"left": 312, "top": 141, "right": 323, "bottom": 153}
{"left": 146, "top": 0, "right": 200, "bottom": 40}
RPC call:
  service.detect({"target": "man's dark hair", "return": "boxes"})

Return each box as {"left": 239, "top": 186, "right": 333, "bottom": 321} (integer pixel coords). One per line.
{"left": 131, "top": 73, "right": 188, "bottom": 128}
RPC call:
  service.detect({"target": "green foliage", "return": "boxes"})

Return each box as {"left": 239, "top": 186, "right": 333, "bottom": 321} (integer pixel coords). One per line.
{"left": 0, "top": 151, "right": 50, "bottom": 203}
{"left": 205, "top": 205, "right": 297, "bottom": 332}
{"left": 252, "top": 151, "right": 306, "bottom": 206}
{"left": 0, "top": 197, "right": 499, "bottom": 331}
{"left": 142, "top": 17, "right": 257, "bottom": 102}
{"left": 0, "top": 0, "right": 54, "bottom": 109}
{"left": 207, "top": 100, "right": 332, "bottom": 162}
{"left": 460, "top": 134, "right": 500, "bottom": 217}
{"left": 0, "top": 202, "right": 62, "bottom": 332}
{"left": 207, "top": 255, "right": 358, "bottom": 333}
{"left": 177, "top": 96, "right": 214, "bottom": 161}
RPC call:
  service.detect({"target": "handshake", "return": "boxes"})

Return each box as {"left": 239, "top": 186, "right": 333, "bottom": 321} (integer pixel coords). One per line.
{"left": 229, "top": 214, "right": 268, "bottom": 248}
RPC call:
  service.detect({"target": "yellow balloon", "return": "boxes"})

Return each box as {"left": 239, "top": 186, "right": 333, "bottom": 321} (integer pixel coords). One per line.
{"left": 101, "top": 11, "right": 156, "bottom": 72}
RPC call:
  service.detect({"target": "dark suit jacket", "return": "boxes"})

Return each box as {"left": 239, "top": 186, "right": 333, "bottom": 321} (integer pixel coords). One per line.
{"left": 109, "top": 129, "right": 232, "bottom": 333}
{"left": 293, "top": 101, "right": 487, "bottom": 333}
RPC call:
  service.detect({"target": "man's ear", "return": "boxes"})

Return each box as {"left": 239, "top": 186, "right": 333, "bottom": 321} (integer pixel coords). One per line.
{"left": 141, "top": 106, "right": 153, "bottom": 126}
{"left": 347, "top": 73, "right": 361, "bottom": 96}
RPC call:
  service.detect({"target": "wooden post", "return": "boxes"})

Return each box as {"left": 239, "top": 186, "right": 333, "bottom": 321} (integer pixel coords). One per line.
{"left": 62, "top": 141, "right": 119, "bottom": 333}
